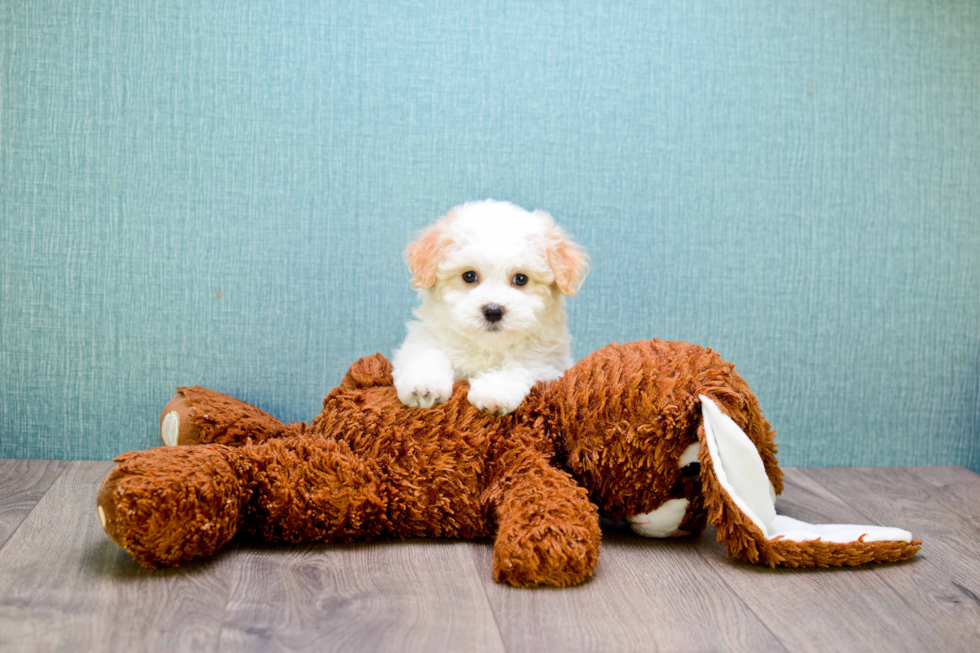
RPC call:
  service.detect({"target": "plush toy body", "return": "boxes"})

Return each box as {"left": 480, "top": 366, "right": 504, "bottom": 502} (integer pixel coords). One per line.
{"left": 98, "top": 340, "right": 919, "bottom": 587}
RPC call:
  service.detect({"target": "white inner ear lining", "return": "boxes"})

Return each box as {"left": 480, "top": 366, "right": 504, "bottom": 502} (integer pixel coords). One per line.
{"left": 699, "top": 395, "right": 773, "bottom": 534}
{"left": 698, "top": 395, "right": 912, "bottom": 544}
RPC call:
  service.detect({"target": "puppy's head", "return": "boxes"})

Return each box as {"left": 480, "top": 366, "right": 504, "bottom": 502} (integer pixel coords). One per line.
{"left": 405, "top": 200, "right": 589, "bottom": 344}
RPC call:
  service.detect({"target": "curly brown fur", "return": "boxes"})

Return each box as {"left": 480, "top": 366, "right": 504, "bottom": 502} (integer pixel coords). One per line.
{"left": 550, "top": 340, "right": 782, "bottom": 524}
{"left": 698, "top": 425, "right": 922, "bottom": 567}
{"left": 97, "top": 446, "right": 252, "bottom": 567}
{"left": 162, "top": 386, "right": 305, "bottom": 446}
{"left": 483, "top": 423, "right": 601, "bottom": 586}
{"left": 98, "top": 340, "right": 917, "bottom": 585}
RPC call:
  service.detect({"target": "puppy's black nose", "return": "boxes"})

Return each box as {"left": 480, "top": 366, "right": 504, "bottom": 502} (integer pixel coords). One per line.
{"left": 482, "top": 304, "right": 505, "bottom": 323}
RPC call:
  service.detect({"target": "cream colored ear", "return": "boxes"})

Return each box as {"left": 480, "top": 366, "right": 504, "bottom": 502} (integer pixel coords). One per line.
{"left": 698, "top": 395, "right": 920, "bottom": 567}
{"left": 404, "top": 212, "right": 456, "bottom": 289}
{"left": 536, "top": 211, "right": 589, "bottom": 296}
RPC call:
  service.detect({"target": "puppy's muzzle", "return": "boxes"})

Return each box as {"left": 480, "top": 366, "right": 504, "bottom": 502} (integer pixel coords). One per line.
{"left": 481, "top": 304, "right": 505, "bottom": 324}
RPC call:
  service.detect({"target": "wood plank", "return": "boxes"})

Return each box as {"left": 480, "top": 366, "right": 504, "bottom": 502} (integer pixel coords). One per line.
{"left": 805, "top": 466, "right": 980, "bottom": 594}
{"left": 691, "top": 468, "right": 980, "bottom": 653}
{"left": 906, "top": 466, "right": 980, "bottom": 521}
{"left": 217, "top": 539, "right": 506, "bottom": 653}
{"left": 0, "top": 459, "right": 68, "bottom": 551}
{"left": 1, "top": 462, "right": 976, "bottom": 652}
{"left": 473, "top": 524, "right": 788, "bottom": 653}
{"left": 0, "top": 461, "right": 237, "bottom": 653}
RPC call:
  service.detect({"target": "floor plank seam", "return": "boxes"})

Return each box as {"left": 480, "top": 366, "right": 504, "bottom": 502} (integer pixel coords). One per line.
{"left": 0, "top": 460, "right": 71, "bottom": 556}
{"left": 211, "top": 540, "right": 242, "bottom": 653}
{"left": 691, "top": 543, "right": 792, "bottom": 653}
{"left": 469, "top": 543, "right": 510, "bottom": 653}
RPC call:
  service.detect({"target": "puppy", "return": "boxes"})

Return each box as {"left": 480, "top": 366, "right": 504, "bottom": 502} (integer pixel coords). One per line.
{"left": 393, "top": 200, "right": 588, "bottom": 415}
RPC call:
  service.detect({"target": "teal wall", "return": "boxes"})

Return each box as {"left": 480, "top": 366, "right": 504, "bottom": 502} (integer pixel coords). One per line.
{"left": 2, "top": 1, "right": 978, "bottom": 467}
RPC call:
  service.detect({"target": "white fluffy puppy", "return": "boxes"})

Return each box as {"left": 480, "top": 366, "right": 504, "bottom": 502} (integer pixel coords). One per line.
{"left": 393, "top": 200, "right": 589, "bottom": 415}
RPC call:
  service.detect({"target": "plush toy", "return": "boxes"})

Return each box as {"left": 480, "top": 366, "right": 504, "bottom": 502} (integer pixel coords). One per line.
{"left": 96, "top": 340, "right": 919, "bottom": 587}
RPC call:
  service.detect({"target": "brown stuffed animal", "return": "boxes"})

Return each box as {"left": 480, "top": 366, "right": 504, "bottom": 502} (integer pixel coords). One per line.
{"left": 96, "top": 340, "right": 919, "bottom": 587}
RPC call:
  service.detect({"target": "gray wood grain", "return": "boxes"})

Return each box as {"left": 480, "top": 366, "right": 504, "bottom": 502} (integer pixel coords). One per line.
{"left": 0, "top": 461, "right": 237, "bottom": 653}
{"left": 691, "top": 467, "right": 980, "bottom": 653}
{"left": 906, "top": 466, "right": 980, "bottom": 521}
{"left": 799, "top": 467, "right": 980, "bottom": 645}
{"left": 805, "top": 466, "right": 980, "bottom": 592}
{"left": 3, "top": 461, "right": 980, "bottom": 653}
{"left": 473, "top": 525, "right": 787, "bottom": 653}
{"left": 684, "top": 469, "right": 975, "bottom": 652}
{"left": 0, "top": 459, "right": 68, "bottom": 551}
{"left": 217, "top": 539, "right": 506, "bottom": 653}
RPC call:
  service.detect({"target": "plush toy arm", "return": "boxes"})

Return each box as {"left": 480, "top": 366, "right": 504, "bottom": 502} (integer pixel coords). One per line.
{"left": 697, "top": 396, "right": 921, "bottom": 567}
{"left": 338, "top": 353, "right": 394, "bottom": 390}
{"left": 160, "top": 386, "right": 305, "bottom": 447}
{"left": 484, "top": 445, "right": 601, "bottom": 587}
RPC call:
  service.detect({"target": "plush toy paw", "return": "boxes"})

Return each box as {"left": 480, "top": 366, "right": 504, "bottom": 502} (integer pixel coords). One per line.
{"left": 467, "top": 373, "right": 529, "bottom": 415}
{"left": 492, "top": 522, "right": 600, "bottom": 587}
{"left": 159, "top": 394, "right": 203, "bottom": 446}
{"left": 395, "top": 369, "right": 454, "bottom": 409}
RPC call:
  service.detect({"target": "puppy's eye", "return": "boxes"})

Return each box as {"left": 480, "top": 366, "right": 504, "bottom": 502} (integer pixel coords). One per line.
{"left": 462, "top": 271, "right": 478, "bottom": 284}
{"left": 512, "top": 273, "right": 528, "bottom": 287}
{"left": 681, "top": 462, "right": 701, "bottom": 479}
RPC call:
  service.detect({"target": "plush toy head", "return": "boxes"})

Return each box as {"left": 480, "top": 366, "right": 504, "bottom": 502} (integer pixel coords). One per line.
{"left": 547, "top": 341, "right": 779, "bottom": 530}
{"left": 97, "top": 340, "right": 919, "bottom": 586}
{"left": 537, "top": 340, "right": 917, "bottom": 567}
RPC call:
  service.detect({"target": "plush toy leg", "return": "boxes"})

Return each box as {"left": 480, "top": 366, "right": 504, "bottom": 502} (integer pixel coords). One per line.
{"left": 97, "top": 445, "right": 253, "bottom": 567}
{"left": 698, "top": 395, "right": 921, "bottom": 567}
{"left": 160, "top": 386, "right": 304, "bottom": 447}
{"left": 486, "top": 446, "right": 601, "bottom": 587}
{"left": 99, "top": 436, "right": 392, "bottom": 567}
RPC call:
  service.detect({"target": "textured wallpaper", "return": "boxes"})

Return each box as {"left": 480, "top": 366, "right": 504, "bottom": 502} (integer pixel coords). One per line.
{"left": 1, "top": 0, "right": 978, "bottom": 468}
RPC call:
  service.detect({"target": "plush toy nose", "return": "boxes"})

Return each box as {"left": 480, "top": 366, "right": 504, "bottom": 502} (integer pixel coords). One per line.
{"left": 482, "top": 304, "right": 505, "bottom": 323}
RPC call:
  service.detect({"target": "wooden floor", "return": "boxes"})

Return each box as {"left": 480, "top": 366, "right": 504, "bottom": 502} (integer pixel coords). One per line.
{"left": 1, "top": 461, "right": 979, "bottom": 652}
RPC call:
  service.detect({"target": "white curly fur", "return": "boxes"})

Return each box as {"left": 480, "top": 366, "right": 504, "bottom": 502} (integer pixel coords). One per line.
{"left": 393, "top": 200, "right": 588, "bottom": 415}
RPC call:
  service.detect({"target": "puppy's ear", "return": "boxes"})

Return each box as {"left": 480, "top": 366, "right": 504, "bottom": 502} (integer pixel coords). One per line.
{"left": 405, "top": 213, "right": 455, "bottom": 289}
{"left": 537, "top": 211, "right": 589, "bottom": 296}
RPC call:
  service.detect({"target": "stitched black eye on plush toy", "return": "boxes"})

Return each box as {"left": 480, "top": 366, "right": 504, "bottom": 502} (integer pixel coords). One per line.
{"left": 681, "top": 462, "right": 701, "bottom": 479}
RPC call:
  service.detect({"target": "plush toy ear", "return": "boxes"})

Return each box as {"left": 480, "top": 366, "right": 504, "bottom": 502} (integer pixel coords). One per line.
{"left": 697, "top": 395, "right": 921, "bottom": 567}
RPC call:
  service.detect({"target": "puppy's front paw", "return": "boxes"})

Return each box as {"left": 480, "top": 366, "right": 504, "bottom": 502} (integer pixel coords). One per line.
{"left": 395, "top": 372, "right": 454, "bottom": 409}
{"left": 467, "top": 375, "right": 529, "bottom": 415}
